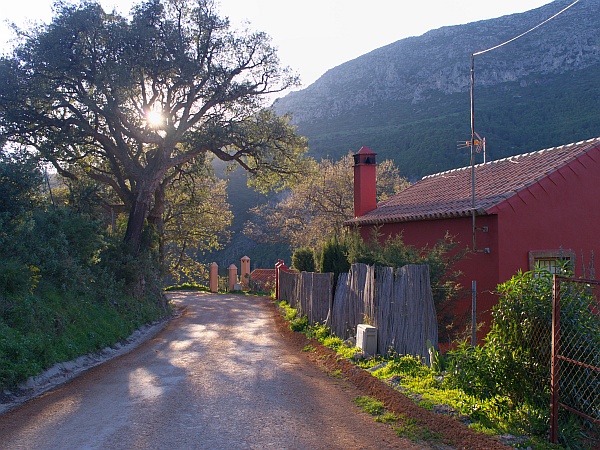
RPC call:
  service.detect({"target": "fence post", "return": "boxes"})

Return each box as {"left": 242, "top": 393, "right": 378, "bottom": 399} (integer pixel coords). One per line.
{"left": 240, "top": 256, "right": 250, "bottom": 288}
{"left": 228, "top": 264, "right": 238, "bottom": 292}
{"left": 550, "top": 274, "right": 561, "bottom": 444}
{"left": 275, "top": 259, "right": 288, "bottom": 300}
{"left": 471, "top": 280, "right": 477, "bottom": 346}
{"left": 209, "top": 262, "right": 219, "bottom": 293}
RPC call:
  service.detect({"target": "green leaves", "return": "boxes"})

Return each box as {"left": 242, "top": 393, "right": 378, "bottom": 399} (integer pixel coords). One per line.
{"left": 1, "top": 0, "right": 307, "bottom": 255}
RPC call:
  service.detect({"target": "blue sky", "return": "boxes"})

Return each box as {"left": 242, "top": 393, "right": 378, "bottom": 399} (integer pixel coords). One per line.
{"left": 1, "top": 0, "right": 555, "bottom": 88}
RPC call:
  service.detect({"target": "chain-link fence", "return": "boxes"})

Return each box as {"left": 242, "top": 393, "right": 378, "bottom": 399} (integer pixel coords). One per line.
{"left": 551, "top": 275, "right": 600, "bottom": 444}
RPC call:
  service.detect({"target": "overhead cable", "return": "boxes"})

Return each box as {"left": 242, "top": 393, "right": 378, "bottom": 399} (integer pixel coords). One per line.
{"left": 473, "top": 0, "right": 580, "bottom": 56}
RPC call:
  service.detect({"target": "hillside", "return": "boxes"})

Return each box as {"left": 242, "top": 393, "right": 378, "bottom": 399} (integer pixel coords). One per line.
{"left": 273, "top": 0, "right": 600, "bottom": 179}
{"left": 202, "top": 0, "right": 600, "bottom": 271}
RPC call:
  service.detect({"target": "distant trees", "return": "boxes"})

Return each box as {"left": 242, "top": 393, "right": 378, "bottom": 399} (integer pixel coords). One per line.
{"left": 244, "top": 154, "right": 409, "bottom": 250}
{"left": 0, "top": 0, "right": 308, "bottom": 257}
{"left": 161, "top": 160, "right": 232, "bottom": 284}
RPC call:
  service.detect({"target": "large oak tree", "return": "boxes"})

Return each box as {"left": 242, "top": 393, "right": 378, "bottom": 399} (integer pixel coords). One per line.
{"left": 0, "top": 0, "right": 307, "bottom": 254}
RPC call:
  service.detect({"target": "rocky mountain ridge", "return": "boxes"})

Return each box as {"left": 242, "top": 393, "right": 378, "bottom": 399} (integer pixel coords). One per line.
{"left": 274, "top": 0, "right": 600, "bottom": 126}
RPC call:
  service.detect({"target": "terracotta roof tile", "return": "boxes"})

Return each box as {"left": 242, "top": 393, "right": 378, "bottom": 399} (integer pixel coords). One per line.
{"left": 250, "top": 269, "right": 276, "bottom": 288}
{"left": 348, "top": 137, "right": 600, "bottom": 226}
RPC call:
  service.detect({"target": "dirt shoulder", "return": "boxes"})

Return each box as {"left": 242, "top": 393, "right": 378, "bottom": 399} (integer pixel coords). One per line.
{"left": 264, "top": 298, "right": 510, "bottom": 450}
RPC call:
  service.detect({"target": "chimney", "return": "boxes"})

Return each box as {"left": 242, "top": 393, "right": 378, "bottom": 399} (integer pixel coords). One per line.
{"left": 353, "top": 146, "right": 377, "bottom": 217}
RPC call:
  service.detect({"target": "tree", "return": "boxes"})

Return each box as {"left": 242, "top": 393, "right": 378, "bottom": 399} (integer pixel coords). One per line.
{"left": 320, "top": 235, "right": 350, "bottom": 280}
{"left": 0, "top": 148, "right": 43, "bottom": 221}
{"left": 0, "top": 0, "right": 308, "bottom": 255}
{"left": 244, "top": 154, "right": 409, "bottom": 249}
{"left": 162, "top": 157, "right": 232, "bottom": 283}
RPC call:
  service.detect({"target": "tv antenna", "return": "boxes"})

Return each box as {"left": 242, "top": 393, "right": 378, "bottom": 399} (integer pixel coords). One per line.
{"left": 457, "top": 132, "right": 486, "bottom": 163}
{"left": 468, "top": 0, "right": 580, "bottom": 252}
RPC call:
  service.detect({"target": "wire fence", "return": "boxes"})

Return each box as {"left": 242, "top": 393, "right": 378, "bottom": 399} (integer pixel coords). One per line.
{"left": 551, "top": 275, "right": 600, "bottom": 444}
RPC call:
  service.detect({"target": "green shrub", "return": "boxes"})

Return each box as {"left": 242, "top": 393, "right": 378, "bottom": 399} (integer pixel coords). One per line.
{"left": 290, "top": 315, "right": 309, "bottom": 332}
{"left": 320, "top": 235, "right": 350, "bottom": 279}
{"left": 447, "top": 269, "right": 600, "bottom": 443}
{"left": 291, "top": 247, "right": 316, "bottom": 272}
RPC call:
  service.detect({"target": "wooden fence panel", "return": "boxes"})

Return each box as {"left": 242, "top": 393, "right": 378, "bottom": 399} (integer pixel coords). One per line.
{"left": 329, "top": 264, "right": 371, "bottom": 339}
{"left": 376, "top": 265, "right": 438, "bottom": 364}
{"left": 331, "top": 272, "right": 350, "bottom": 338}
{"left": 279, "top": 271, "right": 333, "bottom": 325}
{"left": 279, "top": 271, "right": 299, "bottom": 309}
{"left": 374, "top": 266, "right": 394, "bottom": 353}
{"left": 310, "top": 272, "right": 333, "bottom": 324}
{"left": 279, "top": 263, "right": 438, "bottom": 364}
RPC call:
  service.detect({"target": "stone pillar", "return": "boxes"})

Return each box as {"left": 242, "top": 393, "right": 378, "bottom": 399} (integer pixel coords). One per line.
{"left": 209, "top": 262, "right": 219, "bottom": 293}
{"left": 228, "top": 264, "right": 238, "bottom": 292}
{"left": 240, "top": 256, "right": 250, "bottom": 288}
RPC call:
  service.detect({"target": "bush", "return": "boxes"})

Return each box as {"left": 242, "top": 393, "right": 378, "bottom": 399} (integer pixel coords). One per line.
{"left": 446, "top": 270, "right": 555, "bottom": 410}
{"left": 320, "top": 235, "right": 350, "bottom": 278}
{"left": 291, "top": 247, "right": 316, "bottom": 272}
{"left": 446, "top": 269, "right": 600, "bottom": 442}
{"left": 0, "top": 204, "right": 168, "bottom": 390}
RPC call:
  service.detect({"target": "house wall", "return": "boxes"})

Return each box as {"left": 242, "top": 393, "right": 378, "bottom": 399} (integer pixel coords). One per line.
{"left": 363, "top": 214, "right": 500, "bottom": 341}
{"left": 489, "top": 146, "right": 600, "bottom": 281}
{"left": 361, "top": 146, "right": 600, "bottom": 342}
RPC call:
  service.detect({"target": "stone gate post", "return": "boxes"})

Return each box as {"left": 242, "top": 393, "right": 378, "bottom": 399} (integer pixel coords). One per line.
{"left": 209, "top": 262, "right": 219, "bottom": 293}
{"left": 240, "top": 256, "right": 250, "bottom": 288}
{"left": 228, "top": 264, "right": 238, "bottom": 292}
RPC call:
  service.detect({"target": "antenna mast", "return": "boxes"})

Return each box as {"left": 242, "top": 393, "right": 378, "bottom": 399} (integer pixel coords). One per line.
{"left": 470, "top": 54, "right": 476, "bottom": 252}
{"left": 467, "top": 0, "right": 580, "bottom": 253}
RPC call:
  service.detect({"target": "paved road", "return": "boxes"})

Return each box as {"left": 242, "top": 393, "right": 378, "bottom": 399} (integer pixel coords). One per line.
{"left": 0, "top": 292, "right": 418, "bottom": 449}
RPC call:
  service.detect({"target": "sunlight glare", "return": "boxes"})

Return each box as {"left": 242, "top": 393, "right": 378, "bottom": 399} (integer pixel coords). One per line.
{"left": 145, "top": 110, "right": 164, "bottom": 128}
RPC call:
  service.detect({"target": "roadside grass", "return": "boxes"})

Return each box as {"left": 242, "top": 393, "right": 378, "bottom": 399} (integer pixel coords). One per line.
{"left": 275, "top": 303, "right": 565, "bottom": 449}
{"left": 0, "top": 287, "right": 169, "bottom": 390}
{"left": 353, "top": 395, "right": 441, "bottom": 443}
{"left": 164, "top": 283, "right": 210, "bottom": 292}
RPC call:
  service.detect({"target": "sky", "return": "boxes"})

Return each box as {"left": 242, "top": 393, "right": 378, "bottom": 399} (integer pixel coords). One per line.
{"left": 0, "top": 0, "right": 555, "bottom": 89}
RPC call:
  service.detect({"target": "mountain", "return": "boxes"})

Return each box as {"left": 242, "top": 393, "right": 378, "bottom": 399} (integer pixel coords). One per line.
{"left": 273, "top": 0, "right": 600, "bottom": 179}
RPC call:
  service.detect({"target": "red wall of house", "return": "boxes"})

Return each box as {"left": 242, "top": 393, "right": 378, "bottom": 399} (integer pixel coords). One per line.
{"left": 366, "top": 214, "right": 500, "bottom": 342}
{"left": 362, "top": 146, "right": 600, "bottom": 342}
{"left": 489, "top": 147, "right": 600, "bottom": 282}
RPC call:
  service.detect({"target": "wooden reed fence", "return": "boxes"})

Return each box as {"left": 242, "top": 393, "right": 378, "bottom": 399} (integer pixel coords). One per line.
{"left": 279, "top": 263, "right": 438, "bottom": 363}
{"left": 278, "top": 270, "right": 333, "bottom": 325}
{"left": 374, "top": 265, "right": 438, "bottom": 362}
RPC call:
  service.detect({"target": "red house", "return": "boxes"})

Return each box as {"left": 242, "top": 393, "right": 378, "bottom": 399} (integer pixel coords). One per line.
{"left": 348, "top": 138, "right": 600, "bottom": 336}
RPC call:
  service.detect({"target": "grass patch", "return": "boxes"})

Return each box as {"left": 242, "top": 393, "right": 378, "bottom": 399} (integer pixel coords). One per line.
{"left": 393, "top": 414, "right": 440, "bottom": 442}
{"left": 353, "top": 395, "right": 385, "bottom": 415}
{"left": 0, "top": 288, "right": 168, "bottom": 389}
{"left": 329, "top": 369, "right": 344, "bottom": 379}
{"left": 375, "top": 412, "right": 398, "bottom": 424}
{"left": 302, "top": 345, "right": 316, "bottom": 352}
{"left": 277, "top": 300, "right": 310, "bottom": 333}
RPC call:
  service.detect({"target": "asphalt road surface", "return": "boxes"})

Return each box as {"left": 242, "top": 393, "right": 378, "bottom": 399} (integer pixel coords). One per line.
{"left": 0, "top": 292, "right": 422, "bottom": 449}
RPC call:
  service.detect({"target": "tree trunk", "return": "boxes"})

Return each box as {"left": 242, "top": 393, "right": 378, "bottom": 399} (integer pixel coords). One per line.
{"left": 148, "top": 184, "right": 166, "bottom": 270}
{"left": 124, "top": 190, "right": 152, "bottom": 255}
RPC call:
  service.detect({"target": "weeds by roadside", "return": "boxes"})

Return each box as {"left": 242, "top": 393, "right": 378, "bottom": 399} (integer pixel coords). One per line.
{"left": 353, "top": 395, "right": 442, "bottom": 444}
{"left": 275, "top": 299, "right": 568, "bottom": 449}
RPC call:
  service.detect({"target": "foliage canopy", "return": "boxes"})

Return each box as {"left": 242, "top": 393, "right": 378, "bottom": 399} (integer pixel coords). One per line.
{"left": 244, "top": 154, "right": 409, "bottom": 250}
{"left": 0, "top": 0, "right": 308, "bottom": 254}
